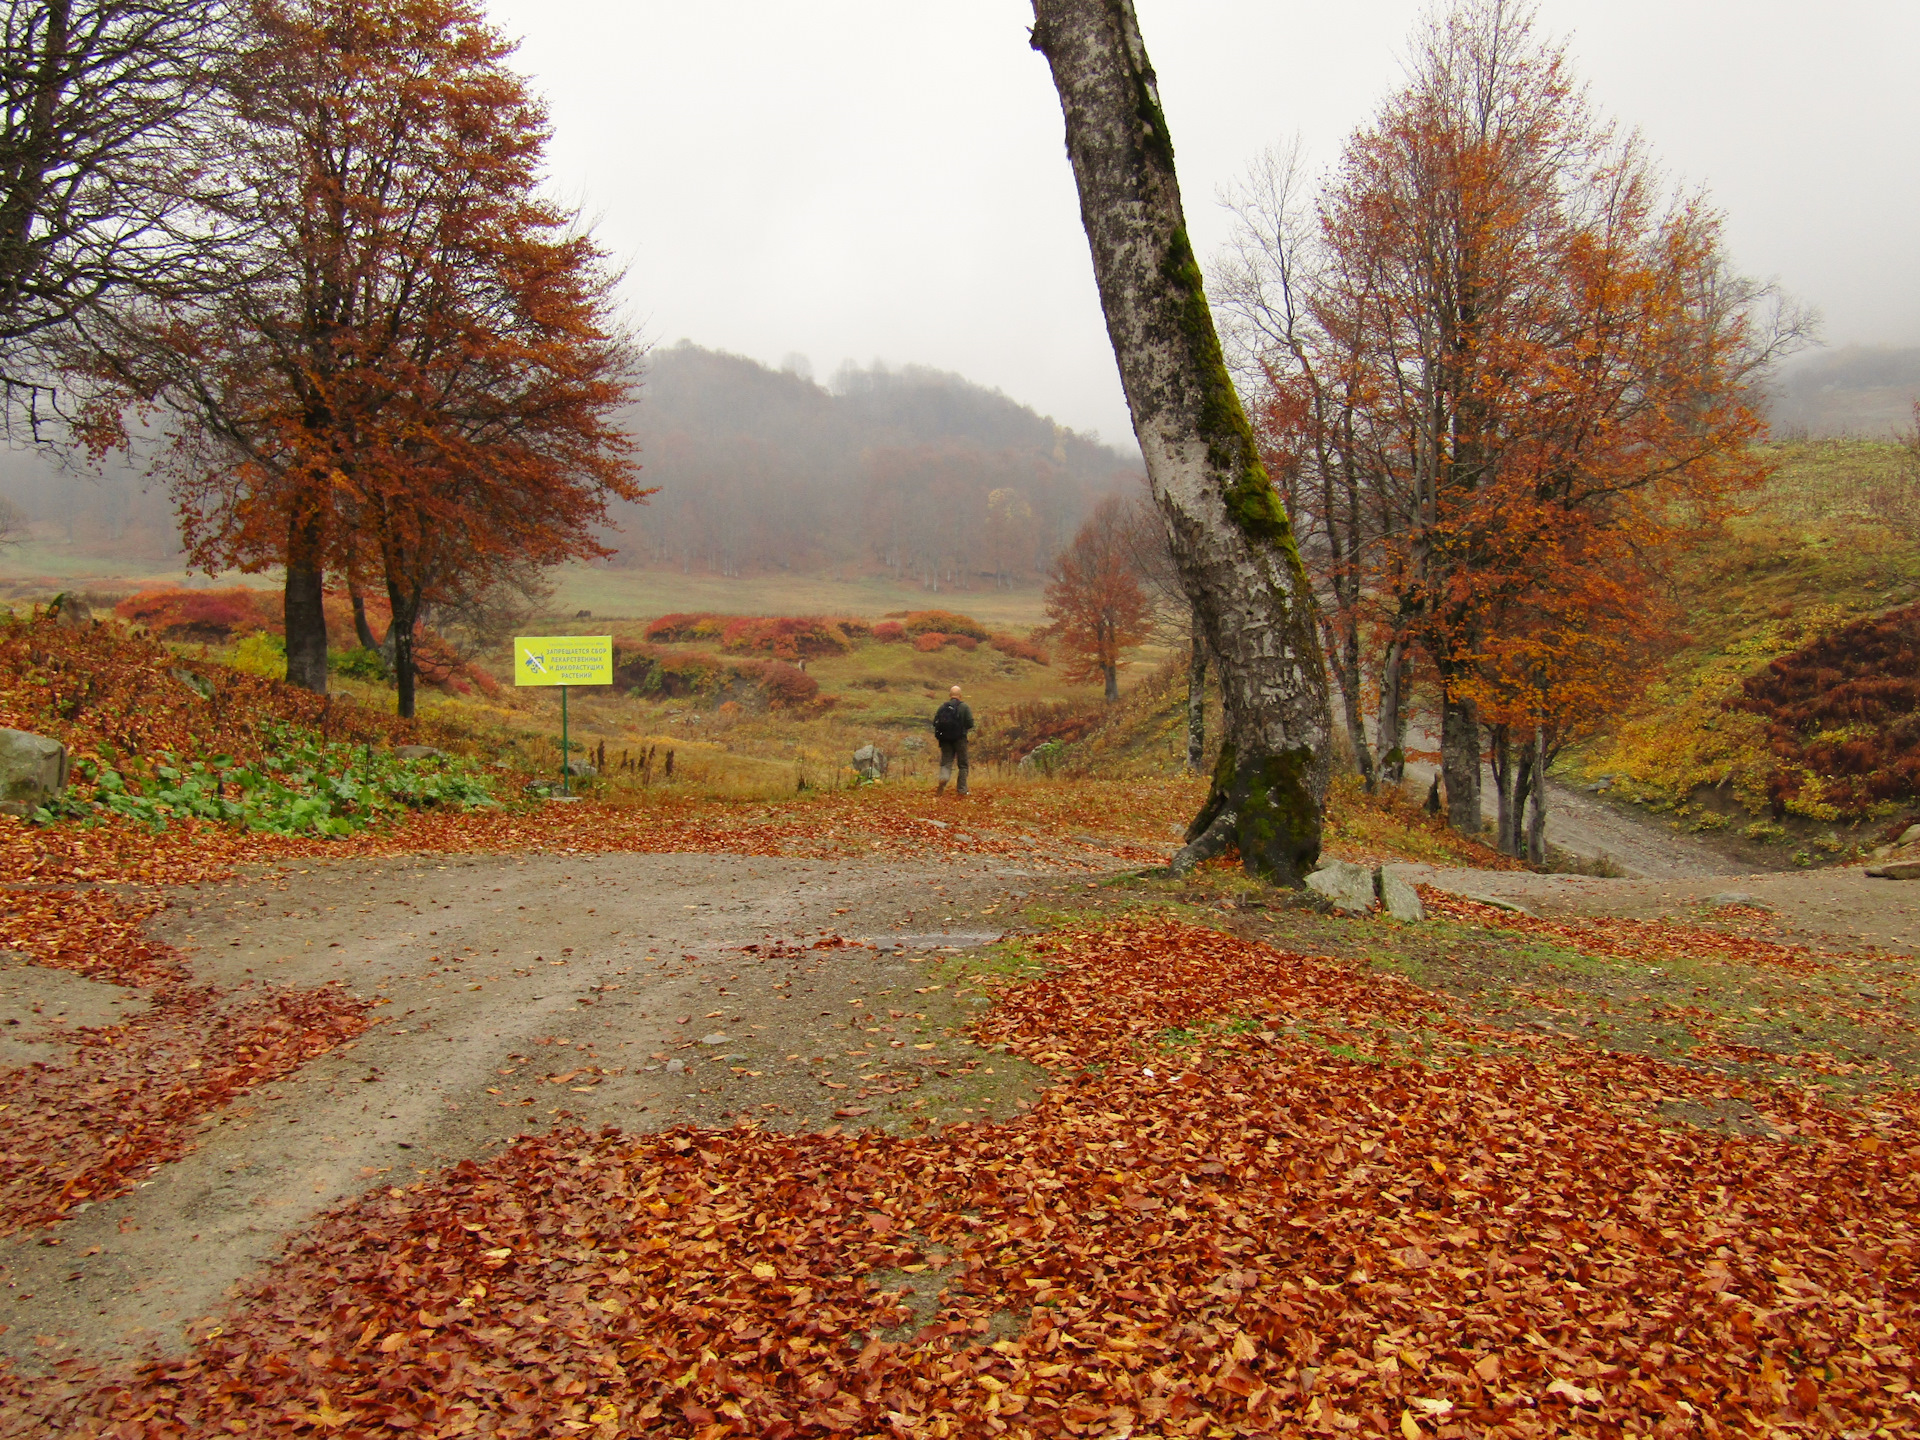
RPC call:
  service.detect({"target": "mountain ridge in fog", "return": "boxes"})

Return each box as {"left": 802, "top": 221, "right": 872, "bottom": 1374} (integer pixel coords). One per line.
{"left": 607, "top": 340, "right": 1143, "bottom": 587}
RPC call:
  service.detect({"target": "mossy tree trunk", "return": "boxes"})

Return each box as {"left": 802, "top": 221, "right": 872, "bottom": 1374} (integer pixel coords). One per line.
{"left": 1185, "top": 604, "right": 1207, "bottom": 774}
{"left": 1031, "top": 0, "right": 1333, "bottom": 885}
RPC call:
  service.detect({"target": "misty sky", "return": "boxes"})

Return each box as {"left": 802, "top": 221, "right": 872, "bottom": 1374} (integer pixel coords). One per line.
{"left": 486, "top": 0, "right": 1918, "bottom": 452}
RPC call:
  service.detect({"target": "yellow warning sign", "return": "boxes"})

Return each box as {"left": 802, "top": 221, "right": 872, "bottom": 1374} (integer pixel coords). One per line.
{"left": 513, "top": 635, "right": 613, "bottom": 687}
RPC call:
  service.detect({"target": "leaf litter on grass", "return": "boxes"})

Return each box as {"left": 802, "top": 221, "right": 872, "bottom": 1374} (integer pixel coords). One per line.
{"left": 8, "top": 916, "right": 1917, "bottom": 1438}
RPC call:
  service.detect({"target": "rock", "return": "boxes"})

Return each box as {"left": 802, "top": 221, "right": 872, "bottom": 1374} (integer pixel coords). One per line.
{"left": 1901, "top": 825, "right": 1920, "bottom": 847}
{"left": 700, "top": 1032, "right": 730, "bottom": 1045}
{"left": 1455, "top": 891, "right": 1537, "bottom": 917}
{"left": 1708, "top": 891, "right": 1772, "bottom": 909}
{"left": 394, "top": 744, "right": 448, "bottom": 761}
{"left": 851, "top": 743, "right": 889, "bottom": 779}
{"left": 665, "top": 1058, "right": 685, "bottom": 1073}
{"left": 564, "top": 759, "right": 597, "bottom": 778}
{"left": 1378, "top": 869, "right": 1425, "bottom": 922}
{"left": 1866, "top": 860, "right": 1920, "bottom": 881}
{"left": 49, "top": 592, "right": 92, "bottom": 628}
{"left": 1306, "top": 859, "right": 1375, "bottom": 914}
{"left": 0, "top": 728, "right": 68, "bottom": 818}
{"left": 170, "top": 666, "right": 214, "bottom": 700}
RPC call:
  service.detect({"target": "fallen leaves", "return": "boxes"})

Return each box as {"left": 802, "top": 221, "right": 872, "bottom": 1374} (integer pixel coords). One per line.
{"left": 0, "top": 885, "right": 367, "bottom": 1235}
{"left": 6, "top": 915, "right": 1917, "bottom": 1436}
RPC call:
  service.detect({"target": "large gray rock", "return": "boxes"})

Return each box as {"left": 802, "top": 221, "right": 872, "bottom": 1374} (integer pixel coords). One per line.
{"left": 0, "top": 728, "right": 68, "bottom": 818}
{"left": 1379, "top": 868, "right": 1425, "bottom": 922}
{"left": 394, "top": 744, "right": 448, "bottom": 761}
{"left": 852, "top": 743, "right": 888, "bottom": 779}
{"left": 1866, "top": 860, "right": 1920, "bottom": 881}
{"left": 50, "top": 592, "right": 93, "bottom": 628}
{"left": 1306, "top": 859, "right": 1375, "bottom": 914}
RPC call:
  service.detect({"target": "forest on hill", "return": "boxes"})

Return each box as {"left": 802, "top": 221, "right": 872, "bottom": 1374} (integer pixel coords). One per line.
{"left": 606, "top": 343, "right": 1143, "bottom": 586}
{"left": 0, "top": 342, "right": 1143, "bottom": 590}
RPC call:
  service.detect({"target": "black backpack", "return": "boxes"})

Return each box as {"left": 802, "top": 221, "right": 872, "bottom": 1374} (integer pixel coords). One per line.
{"left": 933, "top": 699, "right": 964, "bottom": 742}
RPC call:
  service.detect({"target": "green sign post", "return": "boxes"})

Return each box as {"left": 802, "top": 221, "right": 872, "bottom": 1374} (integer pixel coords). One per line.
{"left": 513, "top": 636, "right": 613, "bottom": 795}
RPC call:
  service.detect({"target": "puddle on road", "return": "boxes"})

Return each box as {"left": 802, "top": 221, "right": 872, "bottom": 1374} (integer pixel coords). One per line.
{"left": 868, "top": 932, "right": 1005, "bottom": 950}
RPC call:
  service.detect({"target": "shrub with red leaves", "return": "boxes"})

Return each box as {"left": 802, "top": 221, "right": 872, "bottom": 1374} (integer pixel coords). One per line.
{"left": 989, "top": 631, "right": 1048, "bottom": 665}
{"left": 872, "top": 621, "right": 905, "bottom": 642}
{"left": 114, "top": 587, "right": 283, "bottom": 642}
{"left": 750, "top": 660, "right": 820, "bottom": 708}
{"left": 1731, "top": 602, "right": 1920, "bottom": 816}
{"left": 912, "top": 631, "right": 950, "bottom": 652}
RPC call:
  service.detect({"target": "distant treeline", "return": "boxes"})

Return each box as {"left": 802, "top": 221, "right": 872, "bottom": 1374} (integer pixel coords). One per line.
{"left": 609, "top": 344, "right": 1144, "bottom": 589}
{"left": 1766, "top": 346, "right": 1920, "bottom": 438}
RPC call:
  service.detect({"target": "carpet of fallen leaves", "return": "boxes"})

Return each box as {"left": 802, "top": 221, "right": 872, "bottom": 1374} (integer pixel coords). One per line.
{"left": 0, "top": 887, "right": 369, "bottom": 1236}
{"left": 9, "top": 917, "right": 1917, "bottom": 1438}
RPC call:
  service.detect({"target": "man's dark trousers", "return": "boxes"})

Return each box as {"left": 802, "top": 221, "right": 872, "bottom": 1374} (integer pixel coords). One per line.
{"left": 938, "top": 736, "right": 969, "bottom": 795}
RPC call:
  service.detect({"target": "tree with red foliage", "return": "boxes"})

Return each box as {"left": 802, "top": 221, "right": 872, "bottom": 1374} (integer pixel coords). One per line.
{"left": 1219, "top": 0, "right": 1807, "bottom": 850}
{"left": 97, "top": 0, "right": 641, "bottom": 707}
{"left": 1043, "top": 494, "right": 1152, "bottom": 702}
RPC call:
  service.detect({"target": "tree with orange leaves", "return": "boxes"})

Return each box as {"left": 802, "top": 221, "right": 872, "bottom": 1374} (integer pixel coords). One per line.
{"left": 97, "top": 0, "right": 641, "bottom": 707}
{"left": 1219, "top": 0, "right": 1809, "bottom": 852}
{"left": 1043, "top": 494, "right": 1153, "bottom": 702}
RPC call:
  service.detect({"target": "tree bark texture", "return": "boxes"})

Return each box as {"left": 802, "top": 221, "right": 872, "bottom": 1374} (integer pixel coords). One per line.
{"left": 1528, "top": 724, "right": 1548, "bottom": 866}
{"left": 1440, "top": 686, "right": 1481, "bottom": 836}
{"left": 1376, "top": 634, "right": 1407, "bottom": 785}
{"left": 1032, "top": 0, "right": 1332, "bottom": 884}
{"left": 1185, "top": 604, "right": 1206, "bottom": 774}
{"left": 283, "top": 509, "right": 328, "bottom": 693}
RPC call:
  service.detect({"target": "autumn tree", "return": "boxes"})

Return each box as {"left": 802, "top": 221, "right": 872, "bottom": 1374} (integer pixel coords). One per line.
{"left": 0, "top": 0, "right": 240, "bottom": 435}
{"left": 96, "top": 0, "right": 640, "bottom": 701}
{"left": 1218, "top": 0, "right": 1805, "bottom": 851}
{"left": 1031, "top": 0, "right": 1335, "bottom": 884}
{"left": 1044, "top": 493, "right": 1153, "bottom": 701}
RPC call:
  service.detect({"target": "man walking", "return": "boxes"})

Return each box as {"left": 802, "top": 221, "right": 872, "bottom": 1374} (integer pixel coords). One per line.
{"left": 932, "top": 685, "right": 974, "bottom": 796}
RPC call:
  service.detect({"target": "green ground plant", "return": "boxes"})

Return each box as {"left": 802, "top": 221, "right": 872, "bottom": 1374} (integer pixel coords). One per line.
{"left": 35, "top": 723, "right": 497, "bottom": 836}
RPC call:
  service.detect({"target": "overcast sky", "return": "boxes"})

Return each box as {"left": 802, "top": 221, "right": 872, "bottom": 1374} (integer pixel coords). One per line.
{"left": 485, "top": 0, "right": 1919, "bottom": 452}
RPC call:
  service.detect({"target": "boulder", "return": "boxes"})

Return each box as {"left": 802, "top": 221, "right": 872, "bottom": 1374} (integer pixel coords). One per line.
{"left": 564, "top": 759, "right": 597, "bottom": 778}
{"left": 1708, "top": 890, "right": 1772, "bottom": 909}
{"left": 393, "top": 744, "right": 448, "bottom": 761}
{"left": 170, "top": 666, "right": 214, "bottom": 700}
{"left": 1866, "top": 860, "right": 1920, "bottom": 881}
{"left": 1306, "top": 859, "right": 1375, "bottom": 914}
{"left": 852, "top": 743, "right": 889, "bottom": 779}
{"left": 1455, "top": 891, "right": 1537, "bottom": 917}
{"left": 50, "top": 592, "right": 93, "bottom": 628}
{"left": 0, "top": 728, "right": 68, "bottom": 818}
{"left": 1378, "top": 868, "right": 1425, "bottom": 922}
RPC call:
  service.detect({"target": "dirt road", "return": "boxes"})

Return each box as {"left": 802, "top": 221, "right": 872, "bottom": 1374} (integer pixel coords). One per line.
{"left": 11, "top": 801, "right": 1914, "bottom": 1373}
{"left": 2, "top": 850, "right": 1093, "bottom": 1366}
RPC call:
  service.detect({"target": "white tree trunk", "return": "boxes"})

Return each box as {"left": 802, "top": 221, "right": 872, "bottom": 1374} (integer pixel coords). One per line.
{"left": 1031, "top": 0, "right": 1332, "bottom": 883}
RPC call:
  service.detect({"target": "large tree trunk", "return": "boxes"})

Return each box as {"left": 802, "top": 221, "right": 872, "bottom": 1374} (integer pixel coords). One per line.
{"left": 1328, "top": 612, "right": 1374, "bottom": 789}
{"left": 1439, "top": 683, "right": 1481, "bottom": 836}
{"left": 349, "top": 583, "right": 380, "bottom": 651}
{"left": 1490, "top": 724, "right": 1516, "bottom": 854}
{"left": 386, "top": 581, "right": 420, "bottom": 720}
{"left": 1185, "top": 604, "right": 1206, "bottom": 774}
{"left": 1376, "top": 633, "right": 1407, "bottom": 785}
{"left": 1527, "top": 725, "right": 1549, "bottom": 866}
{"left": 284, "top": 509, "right": 329, "bottom": 693}
{"left": 1103, "top": 659, "right": 1119, "bottom": 701}
{"left": 1032, "top": 0, "right": 1332, "bottom": 884}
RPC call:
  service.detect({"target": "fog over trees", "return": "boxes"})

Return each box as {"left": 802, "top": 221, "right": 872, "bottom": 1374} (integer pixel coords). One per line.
{"left": 607, "top": 341, "right": 1144, "bottom": 589}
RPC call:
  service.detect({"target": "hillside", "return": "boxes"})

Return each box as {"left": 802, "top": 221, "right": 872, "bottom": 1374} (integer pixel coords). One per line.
{"left": 608, "top": 343, "right": 1142, "bottom": 588}
{"left": 1572, "top": 437, "right": 1920, "bottom": 859}
{"left": 0, "top": 342, "right": 1144, "bottom": 598}
{"left": 1766, "top": 345, "right": 1920, "bottom": 437}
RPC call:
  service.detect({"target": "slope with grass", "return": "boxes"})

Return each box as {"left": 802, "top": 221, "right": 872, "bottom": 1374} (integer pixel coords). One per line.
{"left": 1572, "top": 438, "right": 1920, "bottom": 864}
